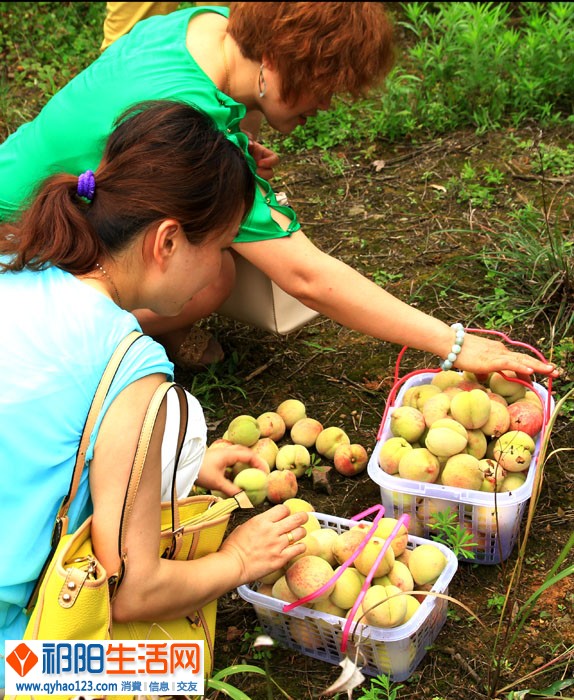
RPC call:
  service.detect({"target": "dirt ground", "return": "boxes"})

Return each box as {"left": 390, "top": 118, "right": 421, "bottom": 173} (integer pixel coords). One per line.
{"left": 174, "top": 125, "right": 574, "bottom": 699}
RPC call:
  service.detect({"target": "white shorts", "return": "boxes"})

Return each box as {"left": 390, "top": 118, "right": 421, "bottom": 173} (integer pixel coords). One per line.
{"left": 160, "top": 388, "right": 207, "bottom": 502}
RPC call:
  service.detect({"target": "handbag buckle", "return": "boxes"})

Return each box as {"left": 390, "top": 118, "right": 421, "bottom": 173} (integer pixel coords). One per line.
{"left": 108, "top": 557, "right": 126, "bottom": 601}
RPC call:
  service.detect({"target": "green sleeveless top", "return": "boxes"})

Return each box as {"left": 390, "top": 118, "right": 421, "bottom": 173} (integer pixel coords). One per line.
{"left": 0, "top": 6, "right": 299, "bottom": 242}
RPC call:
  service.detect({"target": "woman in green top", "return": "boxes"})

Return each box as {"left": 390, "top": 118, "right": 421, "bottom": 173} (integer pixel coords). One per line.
{"left": 0, "top": 2, "right": 559, "bottom": 379}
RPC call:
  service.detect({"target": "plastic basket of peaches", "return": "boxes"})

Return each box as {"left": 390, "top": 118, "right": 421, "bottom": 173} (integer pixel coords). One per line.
{"left": 366, "top": 329, "right": 555, "bottom": 564}
{"left": 238, "top": 503, "right": 458, "bottom": 681}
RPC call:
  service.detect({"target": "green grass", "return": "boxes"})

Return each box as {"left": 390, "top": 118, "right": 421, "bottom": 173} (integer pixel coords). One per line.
{"left": 274, "top": 2, "right": 574, "bottom": 152}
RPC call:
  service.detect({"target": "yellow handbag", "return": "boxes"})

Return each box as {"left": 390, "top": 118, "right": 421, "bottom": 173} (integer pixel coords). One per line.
{"left": 10, "top": 336, "right": 252, "bottom": 699}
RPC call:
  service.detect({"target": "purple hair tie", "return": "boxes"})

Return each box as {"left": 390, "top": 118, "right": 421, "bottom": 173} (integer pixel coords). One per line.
{"left": 77, "top": 170, "right": 96, "bottom": 202}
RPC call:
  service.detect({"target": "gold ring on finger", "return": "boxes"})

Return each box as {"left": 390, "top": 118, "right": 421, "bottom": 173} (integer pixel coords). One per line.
{"left": 286, "top": 531, "right": 295, "bottom": 545}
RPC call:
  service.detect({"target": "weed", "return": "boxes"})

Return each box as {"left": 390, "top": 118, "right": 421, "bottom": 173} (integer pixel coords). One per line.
{"left": 356, "top": 673, "right": 404, "bottom": 700}
{"left": 487, "top": 593, "right": 506, "bottom": 614}
{"left": 372, "top": 269, "right": 404, "bottom": 287}
{"left": 427, "top": 509, "right": 477, "bottom": 560}
{"left": 240, "top": 627, "right": 273, "bottom": 661}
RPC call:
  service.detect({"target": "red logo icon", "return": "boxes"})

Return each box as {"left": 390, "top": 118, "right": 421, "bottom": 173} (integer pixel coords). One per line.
{"left": 6, "top": 642, "right": 39, "bottom": 677}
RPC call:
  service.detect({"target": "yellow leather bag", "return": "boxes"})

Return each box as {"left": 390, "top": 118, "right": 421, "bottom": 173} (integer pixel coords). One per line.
{"left": 10, "top": 334, "right": 251, "bottom": 699}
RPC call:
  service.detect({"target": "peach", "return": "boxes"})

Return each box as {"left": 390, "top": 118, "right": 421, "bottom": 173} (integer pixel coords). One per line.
{"left": 271, "top": 575, "right": 298, "bottom": 603}
{"left": 489, "top": 371, "right": 527, "bottom": 404}
{"left": 266, "top": 469, "right": 298, "bottom": 504}
{"left": 289, "top": 617, "right": 320, "bottom": 647}
{"left": 398, "top": 447, "right": 440, "bottom": 483}
{"left": 402, "top": 383, "right": 442, "bottom": 410}
{"left": 416, "top": 497, "right": 458, "bottom": 525}
{"left": 207, "top": 438, "right": 234, "bottom": 450}
{"left": 465, "top": 428, "right": 488, "bottom": 459}
{"left": 276, "top": 444, "right": 311, "bottom": 478}
{"left": 378, "top": 436, "right": 413, "bottom": 475}
{"left": 313, "top": 598, "right": 347, "bottom": 617}
{"left": 403, "top": 594, "right": 421, "bottom": 623}
{"left": 500, "top": 471, "right": 527, "bottom": 492}
{"left": 251, "top": 437, "right": 279, "bottom": 469}
{"left": 283, "top": 497, "right": 315, "bottom": 514}
{"left": 285, "top": 555, "right": 336, "bottom": 601}
{"left": 478, "top": 458, "right": 506, "bottom": 492}
{"left": 523, "top": 390, "right": 543, "bottom": 409}
{"left": 475, "top": 504, "right": 512, "bottom": 534}
{"left": 256, "top": 411, "right": 286, "bottom": 441}
{"left": 354, "top": 536, "right": 396, "bottom": 577}
{"left": 362, "top": 584, "right": 407, "bottom": 628}
{"left": 307, "top": 528, "right": 339, "bottom": 565}
{"left": 257, "top": 583, "right": 274, "bottom": 597}
{"left": 227, "top": 415, "right": 260, "bottom": 447}
{"left": 374, "top": 517, "right": 409, "bottom": 557}
{"left": 386, "top": 560, "right": 414, "bottom": 592}
{"left": 301, "top": 513, "right": 322, "bottom": 535}
{"left": 492, "top": 430, "right": 536, "bottom": 472}
{"left": 233, "top": 467, "right": 268, "bottom": 505}
{"left": 507, "top": 400, "right": 544, "bottom": 438}
{"left": 332, "top": 527, "right": 367, "bottom": 565}
{"left": 431, "top": 370, "right": 464, "bottom": 390}
{"left": 290, "top": 417, "right": 324, "bottom": 448}
{"left": 462, "top": 370, "right": 491, "bottom": 385}
{"left": 407, "top": 543, "right": 447, "bottom": 585}
{"left": 450, "top": 389, "right": 491, "bottom": 429}
{"left": 315, "top": 426, "right": 351, "bottom": 460}
{"left": 232, "top": 458, "right": 270, "bottom": 478}
{"left": 487, "top": 390, "right": 508, "bottom": 407}
{"left": 480, "top": 400, "right": 511, "bottom": 438}
{"left": 329, "top": 566, "right": 365, "bottom": 610}
{"left": 333, "top": 443, "right": 369, "bottom": 476}
{"left": 390, "top": 406, "right": 426, "bottom": 443}
{"left": 424, "top": 418, "right": 468, "bottom": 458}
{"left": 422, "top": 392, "right": 451, "bottom": 428}
{"left": 440, "top": 453, "right": 483, "bottom": 490}
{"left": 259, "top": 567, "right": 284, "bottom": 586}
{"left": 276, "top": 399, "right": 306, "bottom": 429}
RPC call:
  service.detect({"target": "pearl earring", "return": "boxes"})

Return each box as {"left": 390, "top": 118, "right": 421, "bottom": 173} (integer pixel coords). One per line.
{"left": 258, "top": 64, "right": 267, "bottom": 98}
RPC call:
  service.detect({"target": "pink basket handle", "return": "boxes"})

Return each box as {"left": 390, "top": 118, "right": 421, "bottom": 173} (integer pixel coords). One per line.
{"left": 340, "top": 513, "right": 411, "bottom": 652}
{"left": 376, "top": 328, "right": 554, "bottom": 440}
{"left": 282, "top": 505, "right": 386, "bottom": 614}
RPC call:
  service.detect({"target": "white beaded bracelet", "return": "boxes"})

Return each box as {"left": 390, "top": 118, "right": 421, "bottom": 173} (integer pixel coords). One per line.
{"left": 440, "top": 323, "right": 466, "bottom": 370}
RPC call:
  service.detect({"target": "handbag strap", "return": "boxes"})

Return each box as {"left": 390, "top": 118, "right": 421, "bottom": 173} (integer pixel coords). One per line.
{"left": 110, "top": 381, "right": 253, "bottom": 597}
{"left": 26, "top": 330, "right": 144, "bottom": 612}
{"left": 52, "top": 330, "right": 144, "bottom": 544}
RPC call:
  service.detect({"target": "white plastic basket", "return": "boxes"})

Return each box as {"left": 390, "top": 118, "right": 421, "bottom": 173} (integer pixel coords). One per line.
{"left": 367, "top": 372, "right": 553, "bottom": 564}
{"left": 237, "top": 512, "right": 458, "bottom": 681}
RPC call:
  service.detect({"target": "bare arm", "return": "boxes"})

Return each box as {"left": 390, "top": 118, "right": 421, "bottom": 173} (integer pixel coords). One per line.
{"left": 233, "top": 210, "right": 558, "bottom": 378}
{"left": 90, "top": 375, "right": 308, "bottom": 623}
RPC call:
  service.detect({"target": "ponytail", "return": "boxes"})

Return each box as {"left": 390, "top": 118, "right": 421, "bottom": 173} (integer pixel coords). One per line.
{"left": 0, "top": 174, "right": 104, "bottom": 272}
{"left": 1, "top": 100, "right": 255, "bottom": 275}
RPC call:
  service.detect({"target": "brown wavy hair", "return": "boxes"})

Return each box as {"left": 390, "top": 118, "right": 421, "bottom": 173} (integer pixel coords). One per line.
{"left": 0, "top": 100, "right": 255, "bottom": 274}
{"left": 228, "top": 2, "right": 395, "bottom": 104}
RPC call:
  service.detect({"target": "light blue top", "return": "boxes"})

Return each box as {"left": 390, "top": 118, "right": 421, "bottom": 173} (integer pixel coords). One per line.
{"left": 0, "top": 260, "right": 173, "bottom": 686}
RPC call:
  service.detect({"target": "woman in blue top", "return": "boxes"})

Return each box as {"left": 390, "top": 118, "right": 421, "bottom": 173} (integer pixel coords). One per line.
{"left": 0, "top": 3, "right": 559, "bottom": 379}
{"left": 0, "top": 99, "right": 310, "bottom": 690}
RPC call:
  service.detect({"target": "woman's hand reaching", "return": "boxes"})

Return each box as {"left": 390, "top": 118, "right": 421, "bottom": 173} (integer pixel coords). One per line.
{"left": 219, "top": 504, "right": 309, "bottom": 585}
{"left": 247, "top": 139, "right": 280, "bottom": 181}
{"left": 453, "top": 332, "right": 560, "bottom": 379}
{"left": 195, "top": 444, "right": 269, "bottom": 497}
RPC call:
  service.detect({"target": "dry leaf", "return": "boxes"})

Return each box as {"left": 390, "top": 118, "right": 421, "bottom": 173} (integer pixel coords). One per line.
{"left": 372, "top": 159, "right": 386, "bottom": 172}
{"left": 429, "top": 183, "right": 447, "bottom": 192}
{"left": 319, "top": 656, "right": 366, "bottom": 697}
